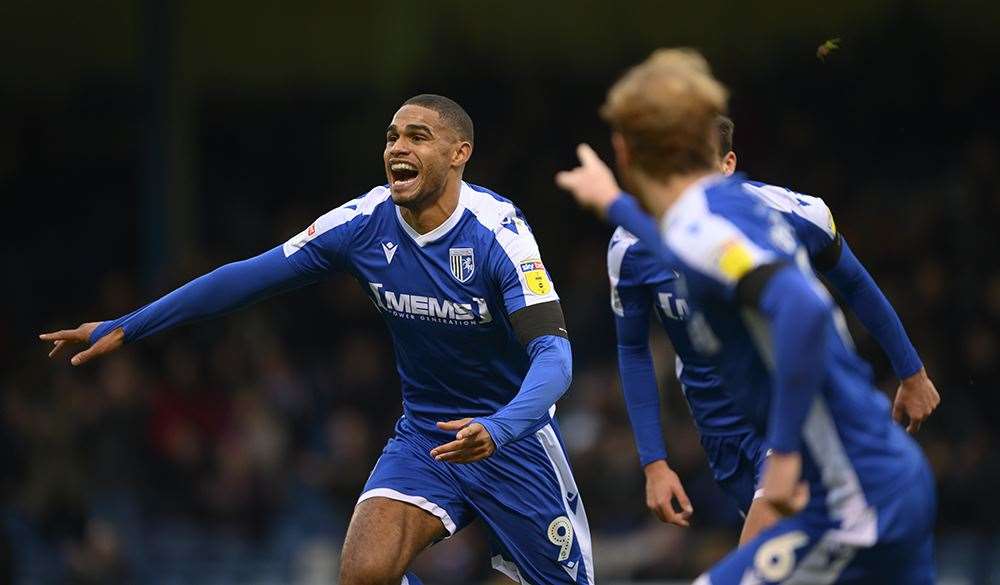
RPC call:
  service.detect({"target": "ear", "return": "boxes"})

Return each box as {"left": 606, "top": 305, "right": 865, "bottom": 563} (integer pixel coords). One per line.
{"left": 611, "top": 132, "right": 631, "bottom": 170}
{"left": 721, "top": 151, "right": 737, "bottom": 176}
{"left": 452, "top": 141, "right": 473, "bottom": 168}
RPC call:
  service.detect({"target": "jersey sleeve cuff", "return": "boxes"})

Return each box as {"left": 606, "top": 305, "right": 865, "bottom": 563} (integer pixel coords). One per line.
{"left": 89, "top": 319, "right": 127, "bottom": 345}
{"left": 473, "top": 417, "right": 508, "bottom": 451}
{"left": 639, "top": 452, "right": 669, "bottom": 468}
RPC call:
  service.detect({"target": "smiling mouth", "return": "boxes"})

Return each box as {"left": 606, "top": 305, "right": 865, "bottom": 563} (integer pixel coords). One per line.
{"left": 389, "top": 161, "right": 420, "bottom": 189}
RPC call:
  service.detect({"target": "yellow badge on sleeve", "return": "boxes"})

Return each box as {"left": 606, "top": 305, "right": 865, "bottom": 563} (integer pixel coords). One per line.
{"left": 718, "top": 240, "right": 755, "bottom": 281}
{"left": 520, "top": 259, "right": 552, "bottom": 295}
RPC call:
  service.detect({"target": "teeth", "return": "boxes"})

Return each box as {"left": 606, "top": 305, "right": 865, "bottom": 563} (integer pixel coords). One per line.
{"left": 391, "top": 162, "right": 417, "bottom": 172}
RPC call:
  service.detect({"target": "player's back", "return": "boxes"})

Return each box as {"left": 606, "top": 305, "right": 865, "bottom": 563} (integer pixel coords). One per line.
{"left": 608, "top": 228, "right": 751, "bottom": 436}
{"left": 606, "top": 177, "right": 838, "bottom": 436}
{"left": 663, "top": 176, "right": 929, "bottom": 540}
{"left": 284, "top": 181, "right": 561, "bottom": 441}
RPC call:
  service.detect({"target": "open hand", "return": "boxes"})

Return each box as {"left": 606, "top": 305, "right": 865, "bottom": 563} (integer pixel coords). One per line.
{"left": 892, "top": 368, "right": 940, "bottom": 434}
{"left": 644, "top": 460, "right": 694, "bottom": 526}
{"left": 555, "top": 144, "right": 622, "bottom": 216}
{"left": 430, "top": 418, "right": 496, "bottom": 464}
{"left": 39, "top": 322, "right": 124, "bottom": 366}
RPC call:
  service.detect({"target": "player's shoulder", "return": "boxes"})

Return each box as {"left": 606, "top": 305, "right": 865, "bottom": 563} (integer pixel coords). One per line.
{"left": 608, "top": 226, "right": 639, "bottom": 256}
{"left": 313, "top": 185, "right": 393, "bottom": 232}
{"left": 665, "top": 176, "right": 762, "bottom": 249}
{"left": 665, "top": 176, "right": 787, "bottom": 284}
{"left": 607, "top": 226, "right": 661, "bottom": 283}
{"left": 462, "top": 181, "right": 524, "bottom": 234}
{"left": 742, "top": 179, "right": 836, "bottom": 239}
{"left": 462, "top": 182, "right": 542, "bottom": 254}
{"left": 284, "top": 185, "right": 391, "bottom": 255}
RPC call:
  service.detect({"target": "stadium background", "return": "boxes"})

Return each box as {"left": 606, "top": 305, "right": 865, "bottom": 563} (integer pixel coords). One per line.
{"left": 2, "top": 1, "right": 999, "bottom": 583}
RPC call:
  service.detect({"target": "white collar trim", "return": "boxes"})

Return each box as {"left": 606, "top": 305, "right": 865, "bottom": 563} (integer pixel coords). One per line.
{"left": 661, "top": 173, "right": 727, "bottom": 232}
{"left": 395, "top": 182, "right": 469, "bottom": 247}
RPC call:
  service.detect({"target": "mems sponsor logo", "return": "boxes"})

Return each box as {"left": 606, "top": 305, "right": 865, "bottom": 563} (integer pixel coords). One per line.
{"left": 367, "top": 283, "right": 493, "bottom": 325}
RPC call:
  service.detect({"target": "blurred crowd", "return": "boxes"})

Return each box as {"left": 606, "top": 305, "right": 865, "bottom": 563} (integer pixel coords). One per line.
{"left": 4, "top": 10, "right": 1000, "bottom": 584}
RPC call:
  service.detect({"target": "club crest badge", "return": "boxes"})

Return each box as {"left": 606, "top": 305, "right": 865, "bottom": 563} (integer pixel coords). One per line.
{"left": 449, "top": 247, "right": 475, "bottom": 283}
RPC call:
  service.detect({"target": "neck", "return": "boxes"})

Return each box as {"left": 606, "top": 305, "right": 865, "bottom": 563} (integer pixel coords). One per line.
{"left": 399, "top": 175, "right": 462, "bottom": 234}
{"left": 638, "top": 169, "right": 715, "bottom": 221}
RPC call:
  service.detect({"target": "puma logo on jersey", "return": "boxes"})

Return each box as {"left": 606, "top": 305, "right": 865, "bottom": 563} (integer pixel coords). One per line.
{"left": 382, "top": 241, "right": 398, "bottom": 264}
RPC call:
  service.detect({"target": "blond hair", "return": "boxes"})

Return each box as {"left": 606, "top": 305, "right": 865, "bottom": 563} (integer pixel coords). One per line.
{"left": 601, "top": 48, "right": 729, "bottom": 179}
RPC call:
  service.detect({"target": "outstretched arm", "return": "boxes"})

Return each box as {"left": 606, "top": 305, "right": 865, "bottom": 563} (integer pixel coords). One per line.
{"left": 40, "top": 246, "right": 316, "bottom": 365}
{"left": 815, "top": 237, "right": 939, "bottom": 432}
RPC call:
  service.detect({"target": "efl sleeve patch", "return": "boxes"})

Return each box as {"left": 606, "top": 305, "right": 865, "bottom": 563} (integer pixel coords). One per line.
{"left": 718, "top": 240, "right": 756, "bottom": 281}
{"left": 520, "top": 259, "right": 553, "bottom": 295}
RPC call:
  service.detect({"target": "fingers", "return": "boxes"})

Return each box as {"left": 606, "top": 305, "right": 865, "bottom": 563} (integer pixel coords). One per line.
{"left": 555, "top": 169, "right": 582, "bottom": 191}
{"left": 456, "top": 425, "right": 478, "bottom": 440}
{"left": 675, "top": 488, "right": 694, "bottom": 517}
{"left": 907, "top": 419, "right": 922, "bottom": 434}
{"left": 430, "top": 438, "right": 467, "bottom": 460}
{"left": 436, "top": 418, "right": 473, "bottom": 432}
{"left": 434, "top": 447, "right": 492, "bottom": 463}
{"left": 576, "top": 143, "right": 600, "bottom": 166}
{"left": 669, "top": 509, "right": 691, "bottom": 527}
{"left": 647, "top": 487, "right": 694, "bottom": 526}
{"left": 431, "top": 422, "right": 493, "bottom": 463}
{"left": 650, "top": 502, "right": 690, "bottom": 527}
{"left": 71, "top": 346, "right": 101, "bottom": 366}
{"left": 39, "top": 329, "right": 84, "bottom": 342}
{"left": 431, "top": 436, "right": 491, "bottom": 463}
{"left": 47, "top": 339, "right": 69, "bottom": 359}
{"left": 891, "top": 395, "right": 905, "bottom": 423}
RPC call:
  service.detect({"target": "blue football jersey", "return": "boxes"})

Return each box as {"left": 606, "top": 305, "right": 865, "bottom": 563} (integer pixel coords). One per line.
{"left": 282, "top": 181, "right": 561, "bottom": 439}
{"left": 607, "top": 178, "right": 838, "bottom": 436}
{"left": 609, "top": 228, "right": 748, "bottom": 436}
{"left": 661, "top": 174, "right": 927, "bottom": 541}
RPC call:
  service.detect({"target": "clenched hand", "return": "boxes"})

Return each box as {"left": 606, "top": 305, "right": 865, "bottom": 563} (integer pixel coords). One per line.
{"left": 892, "top": 368, "right": 940, "bottom": 434}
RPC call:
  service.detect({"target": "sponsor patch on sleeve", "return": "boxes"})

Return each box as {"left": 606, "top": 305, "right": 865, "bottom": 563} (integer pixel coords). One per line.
{"left": 520, "top": 258, "right": 553, "bottom": 295}
{"left": 283, "top": 223, "right": 318, "bottom": 257}
{"left": 717, "top": 240, "right": 756, "bottom": 282}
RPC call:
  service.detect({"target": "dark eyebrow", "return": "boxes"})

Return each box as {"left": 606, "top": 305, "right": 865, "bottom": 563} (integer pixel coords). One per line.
{"left": 404, "top": 123, "right": 434, "bottom": 135}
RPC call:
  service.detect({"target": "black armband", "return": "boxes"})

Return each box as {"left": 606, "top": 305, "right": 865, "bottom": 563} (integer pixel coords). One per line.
{"left": 810, "top": 233, "right": 843, "bottom": 273}
{"left": 509, "top": 301, "right": 569, "bottom": 346}
{"left": 736, "top": 261, "right": 791, "bottom": 308}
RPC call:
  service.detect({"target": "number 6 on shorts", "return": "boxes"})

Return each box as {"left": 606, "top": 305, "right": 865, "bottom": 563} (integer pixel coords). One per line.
{"left": 754, "top": 530, "right": 809, "bottom": 580}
